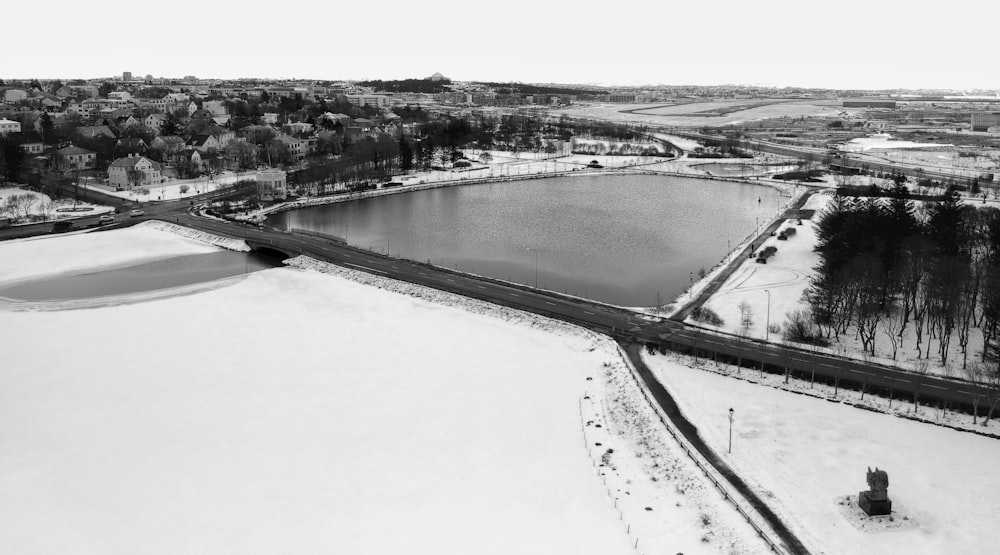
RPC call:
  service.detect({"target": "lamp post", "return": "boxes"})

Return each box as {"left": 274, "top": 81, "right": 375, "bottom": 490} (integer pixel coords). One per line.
{"left": 764, "top": 289, "right": 771, "bottom": 340}
{"left": 529, "top": 248, "right": 538, "bottom": 288}
{"left": 728, "top": 408, "right": 734, "bottom": 454}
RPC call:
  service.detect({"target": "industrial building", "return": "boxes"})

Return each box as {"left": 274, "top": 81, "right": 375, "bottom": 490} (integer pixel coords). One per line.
{"left": 971, "top": 113, "right": 1000, "bottom": 132}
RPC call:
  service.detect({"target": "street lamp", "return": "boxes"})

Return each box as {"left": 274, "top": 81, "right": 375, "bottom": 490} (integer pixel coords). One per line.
{"left": 764, "top": 289, "right": 771, "bottom": 340}
{"left": 728, "top": 408, "right": 734, "bottom": 454}
{"left": 525, "top": 247, "right": 538, "bottom": 288}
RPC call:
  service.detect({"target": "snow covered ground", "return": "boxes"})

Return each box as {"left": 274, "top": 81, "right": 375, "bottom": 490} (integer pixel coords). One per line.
{"left": 644, "top": 350, "right": 1000, "bottom": 554}
{"left": 81, "top": 171, "right": 257, "bottom": 203}
{"left": 0, "top": 187, "right": 113, "bottom": 223}
{"left": 0, "top": 224, "right": 772, "bottom": 554}
{"left": 838, "top": 134, "right": 953, "bottom": 152}
{"left": 692, "top": 190, "right": 826, "bottom": 340}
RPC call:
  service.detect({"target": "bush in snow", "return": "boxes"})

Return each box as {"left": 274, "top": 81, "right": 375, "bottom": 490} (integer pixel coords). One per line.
{"left": 690, "top": 307, "right": 724, "bottom": 326}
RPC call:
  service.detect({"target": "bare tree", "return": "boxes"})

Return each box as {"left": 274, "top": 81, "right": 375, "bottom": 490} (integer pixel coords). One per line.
{"left": 738, "top": 300, "right": 754, "bottom": 337}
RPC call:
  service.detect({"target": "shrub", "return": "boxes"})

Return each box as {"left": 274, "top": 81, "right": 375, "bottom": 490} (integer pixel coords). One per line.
{"left": 690, "top": 307, "right": 724, "bottom": 326}
{"left": 782, "top": 309, "right": 828, "bottom": 346}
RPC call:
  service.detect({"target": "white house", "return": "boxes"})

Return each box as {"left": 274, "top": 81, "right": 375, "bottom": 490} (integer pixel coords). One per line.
{"left": 0, "top": 118, "right": 21, "bottom": 134}
{"left": 108, "top": 154, "right": 163, "bottom": 189}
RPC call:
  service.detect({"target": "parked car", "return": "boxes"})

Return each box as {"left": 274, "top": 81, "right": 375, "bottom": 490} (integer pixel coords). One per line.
{"left": 51, "top": 220, "right": 74, "bottom": 232}
{"left": 99, "top": 214, "right": 115, "bottom": 224}
{"left": 130, "top": 209, "right": 144, "bottom": 217}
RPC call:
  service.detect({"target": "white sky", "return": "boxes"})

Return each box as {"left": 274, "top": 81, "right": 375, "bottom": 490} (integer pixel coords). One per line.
{"left": 6, "top": 0, "right": 994, "bottom": 90}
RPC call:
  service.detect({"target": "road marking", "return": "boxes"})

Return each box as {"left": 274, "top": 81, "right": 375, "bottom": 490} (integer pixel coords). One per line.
{"left": 545, "top": 301, "right": 556, "bottom": 306}
{"left": 446, "top": 278, "right": 455, "bottom": 282}
{"left": 344, "top": 262, "right": 385, "bottom": 275}
{"left": 343, "top": 254, "right": 351, "bottom": 258}
{"left": 584, "top": 311, "right": 595, "bottom": 315}
{"left": 418, "top": 272, "right": 427, "bottom": 276}
{"left": 509, "top": 293, "right": 519, "bottom": 297}
{"left": 477, "top": 285, "right": 486, "bottom": 289}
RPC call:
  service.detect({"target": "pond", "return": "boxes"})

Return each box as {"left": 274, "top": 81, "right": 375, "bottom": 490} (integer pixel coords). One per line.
{"left": 268, "top": 174, "right": 785, "bottom": 306}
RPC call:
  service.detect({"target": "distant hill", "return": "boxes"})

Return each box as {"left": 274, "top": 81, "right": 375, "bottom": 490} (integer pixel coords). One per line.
{"left": 479, "top": 82, "right": 602, "bottom": 96}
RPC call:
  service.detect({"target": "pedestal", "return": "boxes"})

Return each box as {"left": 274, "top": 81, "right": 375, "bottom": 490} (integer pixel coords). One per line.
{"left": 858, "top": 491, "right": 892, "bottom": 516}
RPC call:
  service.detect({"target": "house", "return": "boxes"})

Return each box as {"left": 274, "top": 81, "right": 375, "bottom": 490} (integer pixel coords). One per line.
{"left": 186, "top": 101, "right": 198, "bottom": 116}
{"left": 0, "top": 118, "right": 21, "bottom": 135}
{"left": 186, "top": 134, "right": 221, "bottom": 153}
{"left": 145, "top": 113, "right": 168, "bottom": 133}
{"left": 115, "top": 137, "right": 148, "bottom": 157}
{"left": 67, "top": 101, "right": 96, "bottom": 119}
{"left": 149, "top": 135, "right": 186, "bottom": 156}
{"left": 114, "top": 115, "right": 142, "bottom": 131}
{"left": 215, "top": 130, "right": 236, "bottom": 148}
{"left": 202, "top": 100, "right": 227, "bottom": 116}
{"left": 54, "top": 145, "right": 96, "bottom": 170}
{"left": 256, "top": 168, "right": 287, "bottom": 201}
{"left": 284, "top": 121, "right": 314, "bottom": 135}
{"left": 269, "top": 133, "right": 309, "bottom": 161}
{"left": 74, "top": 125, "right": 117, "bottom": 140}
{"left": 3, "top": 89, "right": 28, "bottom": 103}
{"left": 108, "top": 91, "right": 132, "bottom": 102}
{"left": 262, "top": 112, "right": 279, "bottom": 124}
{"left": 18, "top": 131, "right": 44, "bottom": 154}
{"left": 108, "top": 154, "right": 162, "bottom": 189}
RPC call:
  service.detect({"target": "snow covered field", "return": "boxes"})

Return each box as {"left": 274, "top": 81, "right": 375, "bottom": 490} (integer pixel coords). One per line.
{"left": 0, "top": 187, "right": 113, "bottom": 223}
{"left": 838, "top": 134, "right": 953, "bottom": 152}
{"left": 0, "top": 224, "right": 771, "bottom": 554}
{"left": 644, "top": 351, "right": 1000, "bottom": 554}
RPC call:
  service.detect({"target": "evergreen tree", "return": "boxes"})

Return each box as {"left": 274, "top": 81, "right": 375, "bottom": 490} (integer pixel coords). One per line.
{"left": 399, "top": 134, "right": 413, "bottom": 172}
{"left": 39, "top": 112, "right": 56, "bottom": 144}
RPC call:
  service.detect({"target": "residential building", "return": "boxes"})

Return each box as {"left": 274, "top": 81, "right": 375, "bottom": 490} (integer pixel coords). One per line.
{"left": 108, "top": 91, "right": 132, "bottom": 103}
{"left": 3, "top": 89, "right": 28, "bottom": 103}
{"left": 18, "top": 131, "right": 44, "bottom": 154}
{"left": 257, "top": 168, "right": 287, "bottom": 201}
{"left": 203, "top": 100, "right": 227, "bottom": 116}
{"left": 345, "top": 94, "right": 390, "bottom": 108}
{"left": 0, "top": 118, "right": 21, "bottom": 134}
{"left": 186, "top": 134, "right": 221, "bottom": 153}
{"left": 284, "top": 122, "right": 314, "bottom": 135}
{"left": 74, "top": 125, "right": 117, "bottom": 140}
{"left": 114, "top": 137, "right": 148, "bottom": 157}
{"left": 145, "top": 113, "right": 168, "bottom": 133}
{"left": 107, "top": 154, "right": 162, "bottom": 189}
{"left": 262, "top": 112, "right": 279, "bottom": 124}
{"left": 54, "top": 146, "right": 96, "bottom": 170}
{"left": 270, "top": 133, "right": 309, "bottom": 161}
{"left": 149, "top": 135, "right": 186, "bottom": 156}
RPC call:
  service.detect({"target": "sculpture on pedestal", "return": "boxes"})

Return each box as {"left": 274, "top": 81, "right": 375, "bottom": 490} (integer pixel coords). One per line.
{"left": 858, "top": 466, "right": 892, "bottom": 516}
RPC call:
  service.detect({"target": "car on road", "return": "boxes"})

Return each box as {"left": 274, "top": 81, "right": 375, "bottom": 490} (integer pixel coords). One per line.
{"left": 130, "top": 209, "right": 144, "bottom": 217}
{"left": 99, "top": 214, "right": 115, "bottom": 224}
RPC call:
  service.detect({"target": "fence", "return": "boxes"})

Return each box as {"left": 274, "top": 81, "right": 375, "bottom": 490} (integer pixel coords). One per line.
{"left": 611, "top": 343, "right": 790, "bottom": 554}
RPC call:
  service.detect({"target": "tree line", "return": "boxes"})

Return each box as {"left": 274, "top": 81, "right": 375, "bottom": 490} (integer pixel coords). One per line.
{"left": 804, "top": 185, "right": 1000, "bottom": 376}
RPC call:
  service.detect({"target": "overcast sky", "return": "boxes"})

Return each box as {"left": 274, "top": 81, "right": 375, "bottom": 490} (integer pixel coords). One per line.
{"left": 6, "top": 0, "right": 992, "bottom": 91}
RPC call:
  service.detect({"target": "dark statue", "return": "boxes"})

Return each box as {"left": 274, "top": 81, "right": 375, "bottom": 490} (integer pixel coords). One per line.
{"left": 858, "top": 466, "right": 892, "bottom": 516}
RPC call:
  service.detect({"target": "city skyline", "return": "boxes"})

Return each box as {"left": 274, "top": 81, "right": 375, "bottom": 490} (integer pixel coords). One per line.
{"left": 7, "top": 0, "right": 992, "bottom": 91}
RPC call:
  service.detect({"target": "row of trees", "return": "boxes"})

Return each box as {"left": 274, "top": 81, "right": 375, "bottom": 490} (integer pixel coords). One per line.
{"left": 805, "top": 185, "right": 1000, "bottom": 373}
